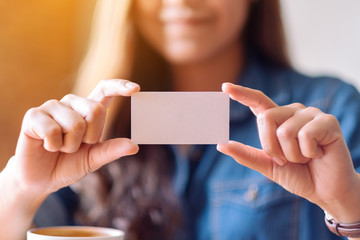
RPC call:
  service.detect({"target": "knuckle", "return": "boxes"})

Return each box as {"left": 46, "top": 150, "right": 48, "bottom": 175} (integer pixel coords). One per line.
{"left": 298, "top": 128, "right": 311, "bottom": 140}
{"left": 119, "top": 79, "right": 128, "bottom": 87}
{"left": 262, "top": 142, "right": 276, "bottom": 156}
{"left": 85, "top": 101, "right": 106, "bottom": 124}
{"left": 90, "top": 102, "right": 106, "bottom": 118}
{"left": 253, "top": 89, "right": 264, "bottom": 97}
{"left": 43, "top": 99, "right": 60, "bottom": 108}
{"left": 253, "top": 90, "right": 266, "bottom": 104}
{"left": 322, "top": 113, "right": 338, "bottom": 124}
{"left": 25, "top": 107, "right": 40, "bottom": 119}
{"left": 94, "top": 80, "right": 108, "bottom": 94}
{"left": 307, "top": 106, "right": 320, "bottom": 112}
{"left": 257, "top": 111, "right": 272, "bottom": 126}
{"left": 46, "top": 125, "right": 62, "bottom": 138}
{"left": 302, "top": 106, "right": 321, "bottom": 115}
{"left": 70, "top": 119, "right": 86, "bottom": 133}
{"left": 321, "top": 114, "right": 342, "bottom": 133}
{"left": 61, "top": 94, "right": 76, "bottom": 103}
{"left": 276, "top": 126, "right": 293, "bottom": 140}
{"left": 290, "top": 102, "right": 305, "bottom": 109}
{"left": 99, "top": 79, "right": 110, "bottom": 87}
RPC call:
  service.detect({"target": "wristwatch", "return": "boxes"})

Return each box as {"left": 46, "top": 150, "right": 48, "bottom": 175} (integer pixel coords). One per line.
{"left": 325, "top": 211, "right": 360, "bottom": 238}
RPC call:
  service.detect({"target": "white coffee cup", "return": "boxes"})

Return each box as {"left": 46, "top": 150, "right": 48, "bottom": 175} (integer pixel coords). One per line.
{"left": 27, "top": 226, "right": 124, "bottom": 240}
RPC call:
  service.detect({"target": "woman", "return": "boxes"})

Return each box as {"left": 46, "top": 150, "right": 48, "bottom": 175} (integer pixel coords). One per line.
{"left": 1, "top": 0, "right": 360, "bottom": 239}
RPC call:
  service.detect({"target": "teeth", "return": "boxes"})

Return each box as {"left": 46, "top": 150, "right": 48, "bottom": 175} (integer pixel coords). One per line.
{"left": 160, "top": 7, "right": 195, "bottom": 21}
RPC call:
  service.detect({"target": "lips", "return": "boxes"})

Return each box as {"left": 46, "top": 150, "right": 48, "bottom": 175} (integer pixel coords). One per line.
{"left": 160, "top": 7, "right": 212, "bottom": 25}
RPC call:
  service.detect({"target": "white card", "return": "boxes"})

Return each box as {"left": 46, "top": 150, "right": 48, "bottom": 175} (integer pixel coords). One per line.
{"left": 131, "top": 92, "right": 229, "bottom": 144}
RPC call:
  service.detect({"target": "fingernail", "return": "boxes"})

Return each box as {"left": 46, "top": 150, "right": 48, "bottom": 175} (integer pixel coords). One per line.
{"left": 125, "top": 81, "right": 139, "bottom": 89}
{"left": 217, "top": 140, "right": 233, "bottom": 151}
{"left": 125, "top": 140, "right": 139, "bottom": 154}
{"left": 222, "top": 83, "right": 229, "bottom": 92}
{"left": 216, "top": 143, "right": 225, "bottom": 151}
{"left": 127, "top": 139, "right": 138, "bottom": 147}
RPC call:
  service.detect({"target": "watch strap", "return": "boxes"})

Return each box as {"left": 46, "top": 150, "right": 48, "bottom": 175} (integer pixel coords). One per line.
{"left": 325, "top": 213, "right": 360, "bottom": 238}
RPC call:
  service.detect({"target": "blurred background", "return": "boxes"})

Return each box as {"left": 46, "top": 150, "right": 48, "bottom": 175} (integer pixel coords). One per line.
{"left": 0, "top": 0, "right": 359, "bottom": 170}
{"left": 281, "top": 0, "right": 360, "bottom": 88}
{"left": 0, "top": 0, "right": 96, "bottom": 169}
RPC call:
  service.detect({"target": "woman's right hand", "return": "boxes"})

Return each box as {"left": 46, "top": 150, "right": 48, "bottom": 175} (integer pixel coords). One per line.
{"left": 6, "top": 79, "right": 140, "bottom": 198}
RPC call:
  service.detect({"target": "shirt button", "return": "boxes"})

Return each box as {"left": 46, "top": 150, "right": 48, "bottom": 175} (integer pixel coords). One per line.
{"left": 243, "top": 184, "right": 258, "bottom": 202}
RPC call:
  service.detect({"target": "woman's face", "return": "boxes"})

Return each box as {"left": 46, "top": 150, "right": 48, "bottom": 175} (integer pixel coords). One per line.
{"left": 134, "top": 0, "right": 251, "bottom": 65}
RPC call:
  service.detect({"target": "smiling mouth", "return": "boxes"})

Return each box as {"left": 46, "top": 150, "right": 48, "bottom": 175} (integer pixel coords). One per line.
{"left": 160, "top": 7, "right": 212, "bottom": 26}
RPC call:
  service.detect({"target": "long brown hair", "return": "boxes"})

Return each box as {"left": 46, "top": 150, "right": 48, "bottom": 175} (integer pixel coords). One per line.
{"left": 72, "top": 1, "right": 290, "bottom": 239}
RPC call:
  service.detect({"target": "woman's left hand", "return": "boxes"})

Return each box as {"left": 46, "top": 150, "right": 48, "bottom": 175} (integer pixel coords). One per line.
{"left": 217, "top": 83, "right": 360, "bottom": 223}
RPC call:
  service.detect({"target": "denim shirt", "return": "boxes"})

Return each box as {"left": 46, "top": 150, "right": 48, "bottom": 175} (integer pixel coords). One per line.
{"left": 35, "top": 56, "right": 360, "bottom": 240}
{"left": 172, "top": 57, "right": 360, "bottom": 240}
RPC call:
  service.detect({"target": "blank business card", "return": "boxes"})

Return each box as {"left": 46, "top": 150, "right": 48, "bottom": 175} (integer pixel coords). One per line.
{"left": 131, "top": 92, "right": 229, "bottom": 144}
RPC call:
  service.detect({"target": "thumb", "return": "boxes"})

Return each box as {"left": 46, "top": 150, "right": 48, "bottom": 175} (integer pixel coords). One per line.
{"left": 86, "top": 138, "right": 139, "bottom": 172}
{"left": 217, "top": 141, "right": 274, "bottom": 179}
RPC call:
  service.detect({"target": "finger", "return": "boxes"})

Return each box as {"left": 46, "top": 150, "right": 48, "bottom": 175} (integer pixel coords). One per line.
{"left": 88, "top": 79, "right": 140, "bottom": 107}
{"left": 217, "top": 141, "right": 274, "bottom": 179}
{"left": 86, "top": 138, "right": 139, "bottom": 173}
{"left": 22, "top": 108, "right": 63, "bottom": 152}
{"left": 42, "top": 100, "right": 86, "bottom": 153}
{"left": 257, "top": 105, "right": 302, "bottom": 165}
{"left": 298, "top": 113, "right": 341, "bottom": 158}
{"left": 61, "top": 94, "right": 105, "bottom": 144}
{"left": 277, "top": 107, "right": 321, "bottom": 163}
{"left": 222, "top": 82, "right": 277, "bottom": 116}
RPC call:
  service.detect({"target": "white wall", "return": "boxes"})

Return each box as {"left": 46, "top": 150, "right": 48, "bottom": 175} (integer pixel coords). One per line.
{"left": 281, "top": 0, "right": 360, "bottom": 89}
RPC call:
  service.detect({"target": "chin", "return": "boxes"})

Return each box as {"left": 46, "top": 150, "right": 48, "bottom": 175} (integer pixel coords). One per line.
{"left": 166, "top": 53, "right": 206, "bottom": 65}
